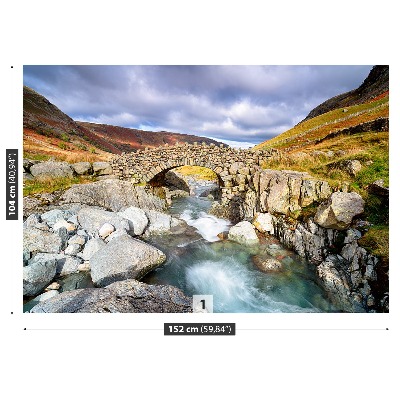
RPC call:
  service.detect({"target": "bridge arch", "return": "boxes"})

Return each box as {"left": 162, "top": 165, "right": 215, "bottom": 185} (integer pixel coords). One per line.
{"left": 110, "top": 142, "right": 277, "bottom": 219}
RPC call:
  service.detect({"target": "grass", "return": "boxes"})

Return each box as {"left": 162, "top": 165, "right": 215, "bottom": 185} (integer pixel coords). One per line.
{"left": 255, "top": 94, "right": 388, "bottom": 151}
{"left": 263, "top": 131, "right": 388, "bottom": 191}
{"left": 358, "top": 225, "right": 389, "bottom": 262}
{"left": 175, "top": 165, "right": 218, "bottom": 181}
{"left": 24, "top": 175, "right": 95, "bottom": 197}
{"left": 23, "top": 152, "right": 51, "bottom": 162}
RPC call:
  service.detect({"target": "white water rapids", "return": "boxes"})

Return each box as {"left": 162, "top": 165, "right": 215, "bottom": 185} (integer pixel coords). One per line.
{"left": 143, "top": 194, "right": 337, "bottom": 313}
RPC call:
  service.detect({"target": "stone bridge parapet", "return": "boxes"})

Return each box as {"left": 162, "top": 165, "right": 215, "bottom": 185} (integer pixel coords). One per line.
{"left": 111, "top": 142, "right": 278, "bottom": 192}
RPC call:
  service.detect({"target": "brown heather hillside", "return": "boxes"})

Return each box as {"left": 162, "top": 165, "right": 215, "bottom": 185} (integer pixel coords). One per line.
{"left": 78, "top": 122, "right": 224, "bottom": 153}
{"left": 23, "top": 86, "right": 224, "bottom": 161}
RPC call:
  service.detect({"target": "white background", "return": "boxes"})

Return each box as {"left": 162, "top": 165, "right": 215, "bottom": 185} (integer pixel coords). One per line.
{"left": 1, "top": 1, "right": 398, "bottom": 399}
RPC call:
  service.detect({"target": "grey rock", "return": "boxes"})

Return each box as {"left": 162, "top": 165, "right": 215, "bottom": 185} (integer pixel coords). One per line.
{"left": 98, "top": 223, "right": 115, "bottom": 238}
{"left": 64, "top": 244, "right": 82, "bottom": 256}
{"left": 23, "top": 290, "right": 60, "bottom": 313}
{"left": 105, "top": 229, "right": 128, "bottom": 243}
{"left": 92, "top": 161, "right": 113, "bottom": 176}
{"left": 29, "top": 253, "right": 81, "bottom": 276}
{"left": 61, "top": 179, "right": 166, "bottom": 212}
{"left": 68, "top": 234, "right": 86, "bottom": 246}
{"left": 71, "top": 162, "right": 92, "bottom": 175}
{"left": 67, "top": 215, "right": 79, "bottom": 225}
{"left": 258, "top": 169, "right": 331, "bottom": 215}
{"left": 117, "top": 207, "right": 149, "bottom": 236}
{"left": 316, "top": 260, "right": 354, "bottom": 312}
{"left": 54, "top": 227, "right": 69, "bottom": 249}
{"left": 90, "top": 234, "right": 166, "bottom": 287}
{"left": 314, "top": 192, "right": 365, "bottom": 230}
{"left": 30, "top": 279, "right": 192, "bottom": 313}
{"left": 253, "top": 212, "right": 274, "bottom": 234}
{"left": 253, "top": 254, "right": 282, "bottom": 272}
{"left": 23, "top": 172, "right": 34, "bottom": 181}
{"left": 77, "top": 207, "right": 130, "bottom": 236}
{"left": 41, "top": 209, "right": 74, "bottom": 227}
{"left": 23, "top": 248, "right": 31, "bottom": 265}
{"left": 24, "top": 227, "right": 63, "bottom": 254}
{"left": 53, "top": 219, "right": 77, "bottom": 233}
{"left": 32, "top": 290, "right": 59, "bottom": 302}
{"left": 23, "top": 258, "right": 57, "bottom": 296}
{"left": 144, "top": 210, "right": 172, "bottom": 234}
{"left": 228, "top": 221, "right": 259, "bottom": 245}
{"left": 344, "top": 229, "right": 362, "bottom": 244}
{"left": 24, "top": 213, "right": 42, "bottom": 229}
{"left": 328, "top": 160, "right": 362, "bottom": 177}
{"left": 30, "top": 161, "right": 74, "bottom": 179}
{"left": 81, "top": 238, "right": 106, "bottom": 261}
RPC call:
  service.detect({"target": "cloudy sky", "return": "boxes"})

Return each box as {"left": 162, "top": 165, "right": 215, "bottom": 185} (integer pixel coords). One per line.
{"left": 23, "top": 65, "right": 373, "bottom": 147}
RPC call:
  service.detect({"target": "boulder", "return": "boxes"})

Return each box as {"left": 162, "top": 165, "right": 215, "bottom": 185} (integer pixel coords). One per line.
{"left": 23, "top": 227, "right": 64, "bottom": 254}
{"left": 24, "top": 213, "right": 42, "bottom": 229}
{"left": 64, "top": 244, "right": 82, "bottom": 256}
{"left": 314, "top": 192, "right": 365, "bottom": 230}
{"left": 117, "top": 207, "right": 149, "bottom": 236}
{"left": 328, "top": 159, "right": 362, "bottom": 177}
{"left": 53, "top": 219, "right": 77, "bottom": 233}
{"left": 144, "top": 210, "right": 172, "bottom": 234}
{"left": 228, "top": 221, "right": 259, "bottom": 245}
{"left": 30, "top": 279, "right": 192, "bottom": 313}
{"left": 29, "top": 253, "right": 81, "bottom": 276}
{"left": 71, "top": 162, "right": 92, "bottom": 175}
{"left": 61, "top": 179, "right": 166, "bottom": 212}
{"left": 253, "top": 254, "right": 282, "bottom": 272}
{"left": 81, "top": 238, "right": 106, "bottom": 261}
{"left": 104, "top": 229, "right": 128, "bottom": 242}
{"left": 90, "top": 234, "right": 166, "bottom": 287}
{"left": 253, "top": 212, "right": 274, "bottom": 234}
{"left": 92, "top": 161, "right": 113, "bottom": 176}
{"left": 23, "top": 258, "right": 57, "bottom": 296}
{"left": 316, "top": 260, "right": 355, "bottom": 312}
{"left": 77, "top": 208, "right": 130, "bottom": 236}
{"left": 257, "top": 169, "right": 331, "bottom": 215}
{"left": 30, "top": 161, "right": 74, "bottom": 179}
{"left": 41, "top": 209, "right": 75, "bottom": 227}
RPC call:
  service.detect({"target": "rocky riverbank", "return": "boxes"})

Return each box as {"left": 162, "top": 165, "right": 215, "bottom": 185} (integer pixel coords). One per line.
{"left": 23, "top": 179, "right": 193, "bottom": 313}
{"left": 217, "top": 169, "right": 389, "bottom": 312}
{"left": 23, "top": 163, "right": 389, "bottom": 313}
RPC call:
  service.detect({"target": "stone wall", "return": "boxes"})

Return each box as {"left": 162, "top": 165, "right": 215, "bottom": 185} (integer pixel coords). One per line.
{"left": 110, "top": 142, "right": 278, "bottom": 207}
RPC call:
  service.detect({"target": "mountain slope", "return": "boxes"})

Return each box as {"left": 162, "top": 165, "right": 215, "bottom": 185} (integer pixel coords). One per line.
{"left": 78, "top": 122, "right": 224, "bottom": 153}
{"left": 23, "top": 86, "right": 224, "bottom": 161}
{"left": 254, "top": 65, "right": 389, "bottom": 153}
{"left": 302, "top": 65, "right": 388, "bottom": 122}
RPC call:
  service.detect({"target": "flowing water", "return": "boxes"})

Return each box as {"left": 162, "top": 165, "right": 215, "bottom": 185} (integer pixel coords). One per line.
{"left": 143, "top": 188, "right": 337, "bottom": 313}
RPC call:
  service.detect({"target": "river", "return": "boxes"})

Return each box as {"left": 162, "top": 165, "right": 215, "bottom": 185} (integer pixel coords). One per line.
{"left": 143, "top": 187, "right": 337, "bottom": 313}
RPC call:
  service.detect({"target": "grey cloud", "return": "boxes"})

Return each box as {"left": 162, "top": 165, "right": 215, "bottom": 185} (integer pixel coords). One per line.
{"left": 23, "top": 65, "right": 373, "bottom": 145}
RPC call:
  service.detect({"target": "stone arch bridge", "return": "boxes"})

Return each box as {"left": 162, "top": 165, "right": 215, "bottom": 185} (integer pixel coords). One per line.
{"left": 110, "top": 142, "right": 278, "bottom": 220}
